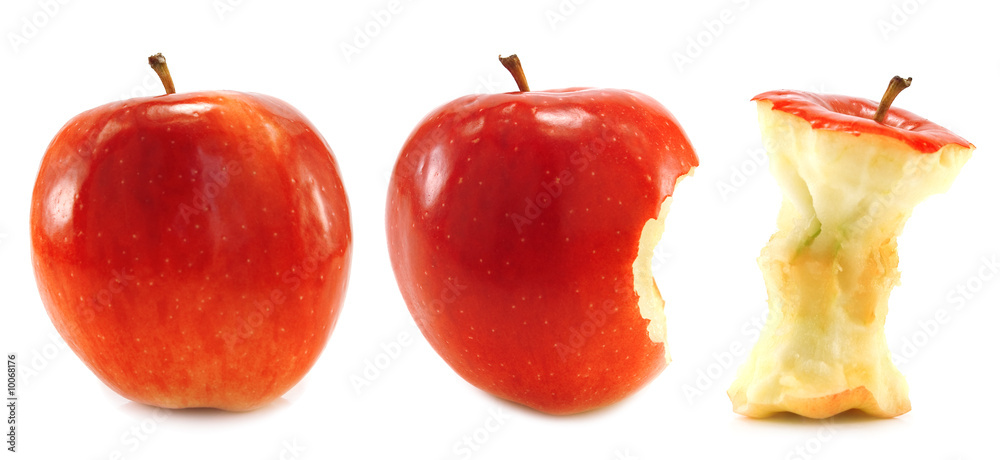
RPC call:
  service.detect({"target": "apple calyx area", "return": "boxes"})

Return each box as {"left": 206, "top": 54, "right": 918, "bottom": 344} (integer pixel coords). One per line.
{"left": 728, "top": 88, "right": 975, "bottom": 418}
{"left": 632, "top": 171, "right": 693, "bottom": 351}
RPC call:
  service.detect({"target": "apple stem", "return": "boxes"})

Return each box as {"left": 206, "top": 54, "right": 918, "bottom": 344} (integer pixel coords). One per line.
{"left": 873, "top": 76, "right": 912, "bottom": 124}
{"left": 147, "top": 53, "right": 176, "bottom": 95}
{"left": 499, "top": 54, "right": 530, "bottom": 92}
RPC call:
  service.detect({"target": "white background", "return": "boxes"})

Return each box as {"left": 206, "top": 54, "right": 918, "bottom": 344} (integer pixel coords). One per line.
{"left": 2, "top": 0, "right": 998, "bottom": 458}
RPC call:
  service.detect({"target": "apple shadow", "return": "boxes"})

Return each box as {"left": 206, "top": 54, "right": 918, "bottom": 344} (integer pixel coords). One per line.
{"left": 117, "top": 396, "right": 292, "bottom": 422}
{"left": 731, "top": 409, "right": 908, "bottom": 427}
{"left": 482, "top": 391, "right": 633, "bottom": 421}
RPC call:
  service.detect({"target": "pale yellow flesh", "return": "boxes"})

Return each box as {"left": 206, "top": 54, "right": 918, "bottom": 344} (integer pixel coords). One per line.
{"left": 728, "top": 102, "right": 974, "bottom": 418}
{"left": 633, "top": 170, "right": 694, "bottom": 363}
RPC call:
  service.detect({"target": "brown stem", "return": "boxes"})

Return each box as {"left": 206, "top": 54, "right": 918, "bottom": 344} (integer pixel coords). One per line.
{"left": 499, "top": 54, "right": 530, "bottom": 92}
{"left": 873, "top": 76, "right": 911, "bottom": 123}
{"left": 147, "top": 53, "right": 176, "bottom": 95}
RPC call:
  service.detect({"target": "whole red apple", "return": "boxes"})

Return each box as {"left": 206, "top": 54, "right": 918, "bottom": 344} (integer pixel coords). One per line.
{"left": 386, "top": 55, "right": 698, "bottom": 414}
{"left": 30, "top": 54, "right": 352, "bottom": 411}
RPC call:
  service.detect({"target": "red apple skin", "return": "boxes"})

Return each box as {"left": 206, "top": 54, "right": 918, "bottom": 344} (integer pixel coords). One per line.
{"left": 387, "top": 88, "right": 697, "bottom": 414}
{"left": 753, "top": 90, "right": 973, "bottom": 152}
{"left": 30, "top": 91, "right": 352, "bottom": 411}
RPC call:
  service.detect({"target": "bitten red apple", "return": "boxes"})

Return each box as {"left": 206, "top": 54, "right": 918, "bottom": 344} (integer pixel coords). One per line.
{"left": 728, "top": 77, "right": 975, "bottom": 418}
{"left": 386, "top": 55, "right": 698, "bottom": 414}
{"left": 30, "top": 54, "right": 352, "bottom": 411}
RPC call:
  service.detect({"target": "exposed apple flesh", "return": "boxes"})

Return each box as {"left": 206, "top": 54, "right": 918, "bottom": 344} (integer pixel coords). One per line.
{"left": 634, "top": 195, "right": 675, "bottom": 347}
{"left": 729, "top": 90, "right": 974, "bottom": 418}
